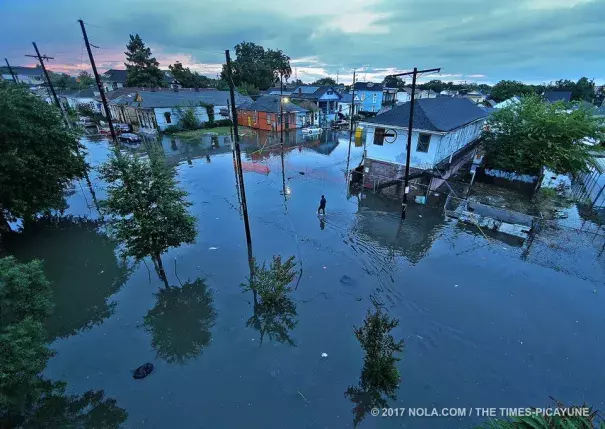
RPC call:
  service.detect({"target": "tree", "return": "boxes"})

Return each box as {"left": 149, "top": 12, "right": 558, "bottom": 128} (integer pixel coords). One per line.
{"left": 345, "top": 308, "right": 404, "bottom": 426}
{"left": 483, "top": 95, "right": 604, "bottom": 176}
{"left": 312, "top": 77, "right": 336, "bottom": 86}
{"left": 99, "top": 147, "right": 197, "bottom": 287}
{"left": 49, "top": 73, "right": 79, "bottom": 91}
{"left": 124, "top": 34, "right": 165, "bottom": 88}
{"left": 572, "top": 77, "right": 595, "bottom": 102}
{"left": 490, "top": 80, "right": 535, "bottom": 102}
{"left": 382, "top": 75, "right": 405, "bottom": 90}
{"left": 77, "top": 70, "right": 94, "bottom": 87}
{"left": 2, "top": 216, "right": 131, "bottom": 341}
{"left": 168, "top": 62, "right": 213, "bottom": 89}
{"left": 0, "top": 83, "right": 86, "bottom": 233}
{"left": 290, "top": 79, "right": 304, "bottom": 87}
{"left": 221, "top": 42, "right": 291, "bottom": 91}
{"left": 144, "top": 278, "right": 217, "bottom": 364}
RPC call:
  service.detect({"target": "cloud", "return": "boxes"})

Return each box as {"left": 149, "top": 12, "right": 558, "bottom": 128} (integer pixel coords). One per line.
{"left": 1, "top": 0, "right": 604, "bottom": 85}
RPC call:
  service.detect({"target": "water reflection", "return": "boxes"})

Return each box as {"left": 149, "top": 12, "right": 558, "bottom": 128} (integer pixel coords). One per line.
{"left": 24, "top": 386, "right": 127, "bottom": 429}
{"left": 246, "top": 293, "right": 298, "bottom": 346}
{"left": 354, "top": 192, "right": 446, "bottom": 264}
{"left": 2, "top": 216, "right": 130, "bottom": 341}
{"left": 345, "top": 308, "right": 404, "bottom": 427}
{"left": 143, "top": 278, "right": 217, "bottom": 364}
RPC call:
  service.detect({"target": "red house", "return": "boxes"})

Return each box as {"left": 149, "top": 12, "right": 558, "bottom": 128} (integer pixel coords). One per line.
{"left": 237, "top": 95, "right": 308, "bottom": 131}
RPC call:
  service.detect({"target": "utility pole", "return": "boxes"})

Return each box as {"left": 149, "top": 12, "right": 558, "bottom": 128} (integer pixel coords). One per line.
{"left": 4, "top": 58, "right": 19, "bottom": 83}
{"left": 392, "top": 66, "right": 441, "bottom": 219}
{"left": 346, "top": 70, "right": 357, "bottom": 172}
{"left": 280, "top": 73, "right": 284, "bottom": 147}
{"left": 26, "top": 43, "right": 70, "bottom": 128}
{"left": 225, "top": 49, "right": 252, "bottom": 248}
{"left": 78, "top": 19, "right": 118, "bottom": 144}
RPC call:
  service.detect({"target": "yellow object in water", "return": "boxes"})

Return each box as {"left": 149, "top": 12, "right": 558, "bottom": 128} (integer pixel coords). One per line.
{"left": 354, "top": 126, "right": 363, "bottom": 139}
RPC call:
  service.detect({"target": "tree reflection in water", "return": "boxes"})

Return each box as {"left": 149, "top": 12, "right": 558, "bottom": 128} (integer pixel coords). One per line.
{"left": 345, "top": 308, "right": 404, "bottom": 427}
{"left": 143, "top": 278, "right": 217, "bottom": 364}
{"left": 246, "top": 293, "right": 298, "bottom": 346}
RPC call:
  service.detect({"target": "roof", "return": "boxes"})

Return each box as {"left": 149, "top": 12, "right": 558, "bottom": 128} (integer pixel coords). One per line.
{"left": 241, "top": 95, "right": 307, "bottom": 114}
{"left": 290, "top": 85, "right": 341, "bottom": 100}
{"left": 361, "top": 97, "right": 488, "bottom": 132}
{"left": 340, "top": 94, "right": 361, "bottom": 104}
{"left": 354, "top": 82, "right": 383, "bottom": 91}
{"left": 544, "top": 91, "right": 572, "bottom": 103}
{"left": 1, "top": 66, "right": 44, "bottom": 76}
{"left": 494, "top": 96, "right": 521, "bottom": 109}
{"left": 60, "top": 88, "right": 98, "bottom": 99}
{"left": 101, "top": 68, "right": 175, "bottom": 84}
{"left": 111, "top": 89, "right": 252, "bottom": 109}
{"left": 485, "top": 99, "right": 498, "bottom": 107}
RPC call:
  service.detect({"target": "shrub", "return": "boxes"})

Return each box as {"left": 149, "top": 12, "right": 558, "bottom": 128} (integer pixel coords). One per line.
{"left": 164, "top": 125, "right": 182, "bottom": 134}
{"left": 179, "top": 107, "right": 200, "bottom": 130}
{"left": 214, "top": 119, "right": 233, "bottom": 127}
{"left": 242, "top": 256, "right": 296, "bottom": 305}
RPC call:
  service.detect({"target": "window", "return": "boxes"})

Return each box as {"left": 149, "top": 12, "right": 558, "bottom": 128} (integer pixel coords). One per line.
{"left": 373, "top": 128, "right": 385, "bottom": 146}
{"left": 327, "top": 90, "right": 333, "bottom": 95}
{"left": 253, "top": 111, "right": 258, "bottom": 123}
{"left": 360, "top": 92, "right": 366, "bottom": 101}
{"left": 372, "top": 93, "right": 377, "bottom": 103}
{"left": 371, "top": 105, "right": 375, "bottom": 112}
{"left": 416, "top": 133, "right": 431, "bottom": 153}
{"left": 267, "top": 113, "right": 272, "bottom": 125}
{"left": 339, "top": 104, "right": 342, "bottom": 112}
{"left": 164, "top": 112, "right": 172, "bottom": 124}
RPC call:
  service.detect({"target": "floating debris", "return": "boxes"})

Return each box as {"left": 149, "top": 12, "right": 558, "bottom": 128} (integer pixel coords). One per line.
{"left": 321, "top": 353, "right": 328, "bottom": 358}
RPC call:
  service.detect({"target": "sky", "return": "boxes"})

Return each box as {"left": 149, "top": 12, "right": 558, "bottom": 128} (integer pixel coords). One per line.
{"left": 2, "top": 0, "right": 604, "bottom": 85}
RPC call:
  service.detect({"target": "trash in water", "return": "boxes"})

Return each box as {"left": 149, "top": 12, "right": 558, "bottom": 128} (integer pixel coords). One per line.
{"left": 299, "top": 171, "right": 305, "bottom": 175}
{"left": 132, "top": 362, "right": 154, "bottom": 379}
{"left": 209, "top": 247, "right": 218, "bottom": 250}
{"left": 415, "top": 195, "right": 427, "bottom": 205}
{"left": 321, "top": 353, "right": 328, "bottom": 358}
{"left": 340, "top": 275, "right": 357, "bottom": 287}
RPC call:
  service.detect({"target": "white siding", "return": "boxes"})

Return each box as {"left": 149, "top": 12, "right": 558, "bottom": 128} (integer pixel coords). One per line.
{"left": 396, "top": 92, "right": 411, "bottom": 103}
{"left": 153, "top": 105, "right": 228, "bottom": 131}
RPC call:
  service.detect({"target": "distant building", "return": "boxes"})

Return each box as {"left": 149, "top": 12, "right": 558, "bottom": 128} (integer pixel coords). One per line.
{"left": 544, "top": 91, "right": 572, "bottom": 103}
{"left": 101, "top": 68, "right": 181, "bottom": 93}
{"left": 464, "top": 90, "right": 487, "bottom": 104}
{"left": 338, "top": 93, "right": 361, "bottom": 117}
{"left": 106, "top": 88, "right": 251, "bottom": 131}
{"left": 359, "top": 97, "right": 487, "bottom": 192}
{"left": 494, "top": 96, "right": 521, "bottom": 109}
{"left": 290, "top": 85, "right": 342, "bottom": 125}
{"left": 237, "top": 95, "right": 308, "bottom": 131}
{"left": 396, "top": 88, "right": 413, "bottom": 103}
{"left": 59, "top": 88, "right": 102, "bottom": 113}
{"left": 0, "top": 66, "right": 45, "bottom": 85}
{"left": 354, "top": 82, "right": 397, "bottom": 113}
{"left": 417, "top": 89, "right": 439, "bottom": 99}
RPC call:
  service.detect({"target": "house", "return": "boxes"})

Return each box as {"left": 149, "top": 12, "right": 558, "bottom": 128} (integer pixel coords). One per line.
{"left": 354, "top": 82, "right": 397, "bottom": 113}
{"left": 101, "top": 68, "right": 181, "bottom": 93}
{"left": 236, "top": 95, "right": 308, "bottom": 131}
{"left": 359, "top": 97, "right": 487, "bottom": 192}
{"left": 338, "top": 93, "right": 361, "bottom": 117}
{"left": 106, "top": 88, "right": 251, "bottom": 132}
{"left": 464, "top": 90, "right": 487, "bottom": 104}
{"left": 290, "top": 85, "right": 342, "bottom": 125}
{"left": 544, "top": 91, "right": 572, "bottom": 103}
{"left": 440, "top": 89, "right": 460, "bottom": 97}
{"left": 482, "top": 99, "right": 498, "bottom": 108}
{"left": 417, "top": 89, "right": 439, "bottom": 99}
{"left": 396, "top": 88, "right": 413, "bottom": 104}
{"left": 264, "top": 84, "right": 297, "bottom": 96}
{"left": 494, "top": 96, "right": 521, "bottom": 109}
{"left": 59, "top": 88, "right": 102, "bottom": 113}
{"left": 0, "top": 66, "right": 45, "bottom": 85}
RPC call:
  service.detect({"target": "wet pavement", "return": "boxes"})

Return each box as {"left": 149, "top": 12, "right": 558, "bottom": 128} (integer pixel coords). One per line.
{"left": 3, "top": 129, "right": 605, "bottom": 428}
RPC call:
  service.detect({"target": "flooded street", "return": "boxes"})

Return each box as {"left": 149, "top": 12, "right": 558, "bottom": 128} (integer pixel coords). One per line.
{"left": 4, "top": 129, "right": 605, "bottom": 428}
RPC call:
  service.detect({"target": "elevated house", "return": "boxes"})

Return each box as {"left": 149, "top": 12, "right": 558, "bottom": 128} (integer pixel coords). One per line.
{"left": 289, "top": 85, "right": 342, "bottom": 125}
{"left": 359, "top": 97, "right": 487, "bottom": 192}
{"left": 0, "top": 66, "right": 45, "bottom": 85}
{"left": 237, "top": 95, "right": 308, "bottom": 131}
{"left": 106, "top": 88, "right": 250, "bottom": 132}
{"left": 354, "top": 82, "right": 397, "bottom": 113}
{"left": 101, "top": 68, "right": 181, "bottom": 93}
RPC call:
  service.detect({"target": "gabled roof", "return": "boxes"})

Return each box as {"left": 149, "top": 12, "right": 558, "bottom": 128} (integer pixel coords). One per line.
{"left": 290, "top": 85, "right": 341, "bottom": 100}
{"left": 362, "top": 97, "right": 487, "bottom": 132}
{"left": 1, "top": 66, "right": 44, "bottom": 76}
{"left": 354, "top": 82, "right": 383, "bottom": 91}
{"left": 60, "top": 88, "right": 98, "bottom": 99}
{"left": 101, "top": 68, "right": 175, "bottom": 84}
{"left": 111, "top": 89, "right": 251, "bottom": 109}
{"left": 544, "top": 91, "right": 572, "bottom": 103}
{"left": 241, "top": 95, "right": 307, "bottom": 114}
{"left": 340, "top": 94, "right": 361, "bottom": 103}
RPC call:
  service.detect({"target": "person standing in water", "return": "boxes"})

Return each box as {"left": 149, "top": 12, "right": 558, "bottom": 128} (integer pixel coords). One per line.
{"left": 318, "top": 195, "right": 326, "bottom": 215}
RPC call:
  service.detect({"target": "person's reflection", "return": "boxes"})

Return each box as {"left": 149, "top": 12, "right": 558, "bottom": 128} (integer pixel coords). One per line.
{"left": 171, "top": 138, "right": 178, "bottom": 151}
{"left": 206, "top": 154, "right": 211, "bottom": 163}
{"left": 319, "top": 217, "right": 325, "bottom": 230}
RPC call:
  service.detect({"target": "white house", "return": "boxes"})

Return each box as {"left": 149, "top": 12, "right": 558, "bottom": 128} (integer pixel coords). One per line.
{"left": 417, "top": 89, "right": 438, "bottom": 99}
{"left": 396, "top": 88, "right": 412, "bottom": 103}
{"left": 338, "top": 93, "right": 361, "bottom": 117}
{"left": 60, "top": 88, "right": 102, "bottom": 113}
{"left": 494, "top": 96, "right": 521, "bottom": 109}
{"left": 464, "top": 90, "right": 487, "bottom": 104}
{"left": 107, "top": 88, "right": 251, "bottom": 132}
{"left": 359, "top": 97, "right": 487, "bottom": 191}
{"left": 1, "top": 66, "right": 45, "bottom": 85}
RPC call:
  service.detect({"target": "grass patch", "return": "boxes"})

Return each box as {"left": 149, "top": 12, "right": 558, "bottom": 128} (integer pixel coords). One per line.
{"left": 174, "top": 127, "right": 233, "bottom": 139}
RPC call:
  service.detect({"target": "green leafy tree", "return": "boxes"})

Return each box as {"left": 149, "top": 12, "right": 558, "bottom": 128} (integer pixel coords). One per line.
{"left": 345, "top": 308, "right": 404, "bottom": 427}
{"left": 0, "top": 83, "right": 86, "bottom": 232}
{"left": 550, "top": 77, "right": 595, "bottom": 102}
{"left": 490, "top": 80, "right": 535, "bottom": 102}
{"left": 144, "top": 278, "right": 217, "bottom": 364}
{"left": 49, "top": 72, "right": 80, "bottom": 91}
{"left": 168, "top": 62, "right": 213, "bottom": 89}
{"left": 483, "top": 95, "right": 604, "bottom": 176}
{"left": 77, "top": 70, "right": 94, "bottom": 87}
{"left": 175, "top": 106, "right": 200, "bottom": 130}
{"left": 221, "top": 42, "right": 291, "bottom": 91}
{"left": 291, "top": 79, "right": 304, "bottom": 87}
{"left": 99, "top": 147, "right": 197, "bottom": 287}
{"left": 312, "top": 77, "right": 336, "bottom": 86}
{"left": 382, "top": 75, "right": 405, "bottom": 90}
{"left": 124, "top": 34, "right": 165, "bottom": 88}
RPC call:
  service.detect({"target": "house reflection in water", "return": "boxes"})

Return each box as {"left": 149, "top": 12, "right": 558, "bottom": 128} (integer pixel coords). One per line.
{"left": 353, "top": 192, "right": 447, "bottom": 264}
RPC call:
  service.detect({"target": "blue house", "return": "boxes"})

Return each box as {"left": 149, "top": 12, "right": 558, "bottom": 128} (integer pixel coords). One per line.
{"left": 290, "top": 86, "right": 342, "bottom": 126}
{"left": 354, "top": 82, "right": 397, "bottom": 113}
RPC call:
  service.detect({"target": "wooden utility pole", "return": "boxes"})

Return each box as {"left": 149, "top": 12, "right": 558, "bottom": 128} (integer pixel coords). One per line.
{"left": 391, "top": 67, "right": 441, "bottom": 219}
{"left": 346, "top": 70, "right": 357, "bottom": 171}
{"left": 78, "top": 19, "right": 118, "bottom": 144}
{"left": 225, "top": 49, "right": 252, "bottom": 248}
{"left": 280, "top": 73, "right": 284, "bottom": 146}
{"left": 26, "top": 43, "right": 70, "bottom": 128}
{"left": 4, "top": 58, "right": 19, "bottom": 83}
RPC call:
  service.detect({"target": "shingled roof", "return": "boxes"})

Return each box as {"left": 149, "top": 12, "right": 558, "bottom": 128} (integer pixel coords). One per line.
{"left": 362, "top": 97, "right": 487, "bottom": 132}
{"left": 111, "top": 89, "right": 251, "bottom": 108}
{"left": 544, "top": 91, "right": 572, "bottom": 103}
{"left": 242, "top": 95, "right": 307, "bottom": 114}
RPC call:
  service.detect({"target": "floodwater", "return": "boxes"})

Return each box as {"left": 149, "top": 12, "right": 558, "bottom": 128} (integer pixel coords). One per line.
{"left": 3, "top": 129, "right": 605, "bottom": 428}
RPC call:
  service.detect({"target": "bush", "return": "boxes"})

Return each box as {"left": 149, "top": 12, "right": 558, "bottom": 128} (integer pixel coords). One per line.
{"left": 179, "top": 107, "right": 200, "bottom": 130}
{"left": 214, "top": 119, "right": 233, "bottom": 127}
{"left": 164, "top": 125, "right": 183, "bottom": 134}
{"left": 242, "top": 256, "right": 296, "bottom": 305}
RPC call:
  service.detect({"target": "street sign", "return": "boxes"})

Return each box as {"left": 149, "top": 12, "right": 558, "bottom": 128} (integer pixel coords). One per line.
{"left": 384, "top": 129, "right": 397, "bottom": 143}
